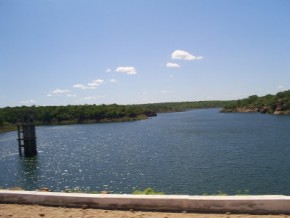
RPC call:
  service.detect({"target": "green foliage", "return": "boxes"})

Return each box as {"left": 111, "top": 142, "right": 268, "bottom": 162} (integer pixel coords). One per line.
{"left": 202, "top": 189, "right": 250, "bottom": 196}
{"left": 0, "top": 104, "right": 156, "bottom": 128}
{"left": 0, "top": 101, "right": 230, "bottom": 133}
{"left": 132, "top": 188, "right": 164, "bottom": 195}
{"left": 141, "top": 100, "right": 230, "bottom": 113}
{"left": 222, "top": 90, "right": 290, "bottom": 114}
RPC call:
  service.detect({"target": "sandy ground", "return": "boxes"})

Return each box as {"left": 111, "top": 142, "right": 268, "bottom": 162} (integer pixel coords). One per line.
{"left": 0, "top": 204, "right": 289, "bottom": 218}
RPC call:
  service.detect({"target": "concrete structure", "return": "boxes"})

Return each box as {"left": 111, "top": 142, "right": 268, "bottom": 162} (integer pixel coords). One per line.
{"left": 0, "top": 190, "right": 290, "bottom": 214}
{"left": 17, "top": 113, "right": 37, "bottom": 157}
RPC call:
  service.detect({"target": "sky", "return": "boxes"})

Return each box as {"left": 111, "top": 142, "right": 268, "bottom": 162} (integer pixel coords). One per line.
{"left": 1, "top": 0, "right": 290, "bottom": 107}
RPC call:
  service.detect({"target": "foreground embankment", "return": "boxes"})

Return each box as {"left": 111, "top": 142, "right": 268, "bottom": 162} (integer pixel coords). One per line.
{"left": 1, "top": 190, "right": 290, "bottom": 215}
{"left": 1, "top": 204, "right": 289, "bottom": 218}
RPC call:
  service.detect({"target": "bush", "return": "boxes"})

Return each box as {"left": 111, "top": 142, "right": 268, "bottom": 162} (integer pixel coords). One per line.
{"left": 132, "top": 188, "right": 164, "bottom": 195}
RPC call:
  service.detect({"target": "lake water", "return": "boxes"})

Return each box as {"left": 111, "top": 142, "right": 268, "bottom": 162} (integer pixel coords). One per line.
{"left": 1, "top": 108, "right": 290, "bottom": 195}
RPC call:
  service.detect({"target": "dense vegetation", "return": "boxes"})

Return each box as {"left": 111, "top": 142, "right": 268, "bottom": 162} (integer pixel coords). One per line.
{"left": 222, "top": 90, "right": 290, "bottom": 114}
{"left": 142, "top": 100, "right": 230, "bottom": 113}
{"left": 0, "top": 101, "right": 229, "bottom": 132}
{"left": 0, "top": 104, "right": 156, "bottom": 127}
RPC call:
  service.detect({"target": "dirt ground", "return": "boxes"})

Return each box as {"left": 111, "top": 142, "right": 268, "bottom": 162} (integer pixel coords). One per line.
{"left": 0, "top": 204, "right": 289, "bottom": 218}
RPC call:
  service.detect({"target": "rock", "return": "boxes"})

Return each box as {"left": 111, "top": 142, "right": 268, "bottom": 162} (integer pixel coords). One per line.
{"left": 38, "top": 187, "right": 50, "bottom": 192}
{"left": 274, "top": 110, "right": 282, "bottom": 115}
{"left": 236, "top": 107, "right": 259, "bottom": 112}
{"left": 259, "top": 106, "right": 269, "bottom": 113}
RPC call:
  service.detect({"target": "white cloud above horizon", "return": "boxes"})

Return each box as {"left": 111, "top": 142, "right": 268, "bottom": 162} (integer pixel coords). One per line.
{"left": 115, "top": 66, "right": 137, "bottom": 75}
{"left": 20, "top": 99, "right": 37, "bottom": 105}
{"left": 73, "top": 79, "right": 104, "bottom": 90}
{"left": 83, "top": 95, "right": 105, "bottom": 101}
{"left": 277, "top": 85, "right": 285, "bottom": 91}
{"left": 171, "top": 50, "right": 203, "bottom": 60}
{"left": 88, "top": 79, "right": 104, "bottom": 87}
{"left": 166, "top": 62, "right": 180, "bottom": 68}
{"left": 47, "top": 88, "right": 70, "bottom": 97}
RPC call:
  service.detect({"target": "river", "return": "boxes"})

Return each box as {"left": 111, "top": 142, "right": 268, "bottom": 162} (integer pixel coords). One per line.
{"left": 1, "top": 108, "right": 290, "bottom": 195}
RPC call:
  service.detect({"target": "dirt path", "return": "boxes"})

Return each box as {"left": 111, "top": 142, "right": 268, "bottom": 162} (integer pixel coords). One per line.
{"left": 0, "top": 204, "right": 289, "bottom": 218}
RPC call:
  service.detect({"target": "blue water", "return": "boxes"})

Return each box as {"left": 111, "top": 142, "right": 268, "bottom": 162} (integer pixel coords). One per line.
{"left": 1, "top": 108, "right": 290, "bottom": 195}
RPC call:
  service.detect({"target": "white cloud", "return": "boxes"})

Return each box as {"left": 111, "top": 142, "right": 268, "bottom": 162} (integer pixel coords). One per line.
{"left": 67, "top": 94, "right": 77, "bottom": 97}
{"left": 171, "top": 50, "right": 203, "bottom": 60}
{"left": 47, "top": 88, "right": 69, "bottom": 96}
{"left": 277, "top": 85, "right": 285, "bottom": 91}
{"left": 73, "top": 84, "right": 87, "bottom": 89}
{"left": 88, "top": 79, "right": 104, "bottom": 87}
{"left": 110, "top": 78, "right": 118, "bottom": 83}
{"left": 73, "top": 79, "right": 104, "bottom": 90}
{"left": 83, "top": 96, "right": 105, "bottom": 101}
{"left": 106, "top": 68, "right": 112, "bottom": 73}
{"left": 52, "top": 88, "right": 69, "bottom": 94}
{"left": 20, "top": 99, "right": 36, "bottom": 105}
{"left": 166, "top": 62, "right": 180, "bottom": 68}
{"left": 116, "top": 66, "right": 137, "bottom": 75}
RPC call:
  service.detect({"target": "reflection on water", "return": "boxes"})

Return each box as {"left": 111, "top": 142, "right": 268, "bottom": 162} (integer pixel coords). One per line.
{"left": 18, "top": 157, "right": 39, "bottom": 190}
{"left": 1, "top": 109, "right": 290, "bottom": 195}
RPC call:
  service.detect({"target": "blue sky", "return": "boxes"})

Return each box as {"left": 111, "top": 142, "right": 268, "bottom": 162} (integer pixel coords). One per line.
{"left": 1, "top": 0, "right": 290, "bottom": 107}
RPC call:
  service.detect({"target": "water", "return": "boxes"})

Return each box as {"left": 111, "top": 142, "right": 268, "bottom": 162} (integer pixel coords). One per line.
{"left": 1, "top": 108, "right": 290, "bottom": 195}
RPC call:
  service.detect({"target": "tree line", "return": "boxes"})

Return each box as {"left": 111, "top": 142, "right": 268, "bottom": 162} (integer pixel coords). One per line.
{"left": 0, "top": 100, "right": 230, "bottom": 132}
{"left": 0, "top": 104, "right": 156, "bottom": 126}
{"left": 222, "top": 90, "right": 290, "bottom": 114}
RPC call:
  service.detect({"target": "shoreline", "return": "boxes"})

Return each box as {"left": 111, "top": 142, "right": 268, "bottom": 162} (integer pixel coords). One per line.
{"left": 0, "top": 115, "right": 151, "bottom": 134}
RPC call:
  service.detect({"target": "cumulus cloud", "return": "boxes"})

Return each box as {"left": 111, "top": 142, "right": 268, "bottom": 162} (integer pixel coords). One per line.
{"left": 171, "top": 50, "right": 203, "bottom": 60}
{"left": 20, "top": 99, "right": 37, "bottom": 105}
{"left": 52, "top": 88, "right": 69, "bottom": 94}
{"left": 83, "top": 96, "right": 105, "bottom": 101}
{"left": 47, "top": 88, "right": 69, "bottom": 96}
{"left": 166, "top": 62, "right": 180, "bottom": 68}
{"left": 73, "top": 79, "right": 104, "bottom": 90}
{"left": 195, "top": 56, "right": 204, "bottom": 60}
{"left": 106, "top": 68, "right": 112, "bottom": 73}
{"left": 67, "top": 94, "right": 77, "bottom": 97}
{"left": 115, "top": 66, "right": 137, "bottom": 75}
{"left": 88, "top": 79, "right": 104, "bottom": 87}
{"left": 73, "top": 84, "right": 87, "bottom": 89}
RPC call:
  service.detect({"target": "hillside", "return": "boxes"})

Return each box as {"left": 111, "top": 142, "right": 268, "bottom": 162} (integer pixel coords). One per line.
{"left": 221, "top": 90, "right": 290, "bottom": 115}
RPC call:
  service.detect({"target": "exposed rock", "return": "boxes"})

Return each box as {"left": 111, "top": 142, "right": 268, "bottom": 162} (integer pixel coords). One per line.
{"left": 236, "top": 107, "right": 259, "bottom": 113}
{"left": 259, "top": 106, "right": 270, "bottom": 114}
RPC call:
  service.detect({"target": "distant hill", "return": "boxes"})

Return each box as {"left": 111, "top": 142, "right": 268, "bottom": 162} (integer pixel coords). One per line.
{"left": 221, "top": 90, "right": 290, "bottom": 115}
